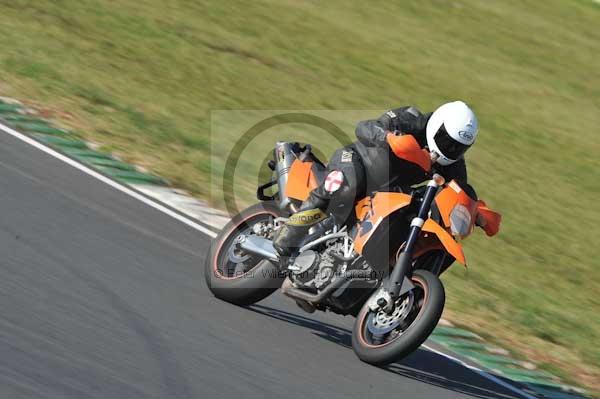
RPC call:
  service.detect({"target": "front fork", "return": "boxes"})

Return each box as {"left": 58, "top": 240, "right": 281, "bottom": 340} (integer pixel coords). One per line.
{"left": 382, "top": 175, "right": 445, "bottom": 306}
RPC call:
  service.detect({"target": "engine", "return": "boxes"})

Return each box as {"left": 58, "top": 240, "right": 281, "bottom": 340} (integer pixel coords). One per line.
{"left": 289, "top": 250, "right": 330, "bottom": 290}
{"left": 289, "top": 239, "right": 360, "bottom": 290}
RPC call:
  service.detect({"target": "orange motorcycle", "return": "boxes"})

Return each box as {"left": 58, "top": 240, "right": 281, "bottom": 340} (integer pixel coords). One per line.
{"left": 205, "top": 140, "right": 501, "bottom": 365}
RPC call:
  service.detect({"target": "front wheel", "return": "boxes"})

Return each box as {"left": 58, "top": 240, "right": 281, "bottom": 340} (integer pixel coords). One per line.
{"left": 351, "top": 269, "right": 445, "bottom": 365}
{"left": 204, "top": 202, "right": 286, "bottom": 306}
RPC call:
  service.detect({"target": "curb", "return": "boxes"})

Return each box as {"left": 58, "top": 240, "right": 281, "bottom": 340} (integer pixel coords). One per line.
{"left": 430, "top": 325, "right": 588, "bottom": 398}
{"left": 0, "top": 98, "right": 226, "bottom": 233}
{"left": 0, "top": 102, "right": 166, "bottom": 185}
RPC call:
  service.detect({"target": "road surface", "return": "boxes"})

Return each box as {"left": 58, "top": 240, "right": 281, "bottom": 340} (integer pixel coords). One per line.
{"left": 0, "top": 131, "right": 525, "bottom": 399}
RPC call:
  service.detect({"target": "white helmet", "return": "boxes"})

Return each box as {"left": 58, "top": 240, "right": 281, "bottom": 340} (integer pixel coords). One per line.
{"left": 426, "top": 101, "right": 479, "bottom": 165}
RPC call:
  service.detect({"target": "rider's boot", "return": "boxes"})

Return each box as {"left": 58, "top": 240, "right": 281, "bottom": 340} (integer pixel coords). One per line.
{"left": 273, "top": 208, "right": 327, "bottom": 257}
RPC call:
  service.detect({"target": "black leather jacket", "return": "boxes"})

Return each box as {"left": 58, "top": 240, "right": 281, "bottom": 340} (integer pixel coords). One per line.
{"left": 353, "top": 106, "right": 468, "bottom": 193}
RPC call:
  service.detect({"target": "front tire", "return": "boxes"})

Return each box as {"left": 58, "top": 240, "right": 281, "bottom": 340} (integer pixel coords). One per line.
{"left": 351, "top": 269, "right": 445, "bottom": 365}
{"left": 204, "top": 202, "right": 286, "bottom": 306}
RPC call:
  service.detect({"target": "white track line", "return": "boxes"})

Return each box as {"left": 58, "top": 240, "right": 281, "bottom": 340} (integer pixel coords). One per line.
{"left": 0, "top": 122, "right": 218, "bottom": 238}
{"left": 423, "top": 344, "right": 537, "bottom": 399}
{"left": 0, "top": 120, "right": 536, "bottom": 399}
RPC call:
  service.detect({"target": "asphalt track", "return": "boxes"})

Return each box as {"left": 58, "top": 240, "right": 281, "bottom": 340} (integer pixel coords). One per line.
{"left": 0, "top": 131, "right": 527, "bottom": 399}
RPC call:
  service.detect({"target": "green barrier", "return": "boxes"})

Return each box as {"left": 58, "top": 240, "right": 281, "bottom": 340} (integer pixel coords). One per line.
{"left": 455, "top": 349, "right": 523, "bottom": 367}
{"left": 491, "top": 366, "right": 555, "bottom": 380}
{"left": 94, "top": 166, "right": 166, "bottom": 185}
{"left": 432, "top": 326, "right": 481, "bottom": 340}
{"left": 431, "top": 336, "right": 491, "bottom": 351}
{"left": 13, "top": 123, "right": 69, "bottom": 135}
{"left": 62, "top": 149, "right": 115, "bottom": 160}
{"left": 87, "top": 158, "right": 136, "bottom": 171}
{"left": 33, "top": 134, "right": 88, "bottom": 149}
{"left": 1, "top": 115, "right": 50, "bottom": 124}
{"left": 0, "top": 104, "right": 22, "bottom": 113}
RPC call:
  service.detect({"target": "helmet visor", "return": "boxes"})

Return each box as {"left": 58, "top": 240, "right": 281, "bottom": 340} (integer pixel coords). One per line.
{"left": 433, "top": 124, "right": 471, "bottom": 160}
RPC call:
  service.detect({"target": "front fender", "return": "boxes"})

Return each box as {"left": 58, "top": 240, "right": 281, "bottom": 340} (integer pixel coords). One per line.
{"left": 422, "top": 219, "right": 466, "bottom": 266}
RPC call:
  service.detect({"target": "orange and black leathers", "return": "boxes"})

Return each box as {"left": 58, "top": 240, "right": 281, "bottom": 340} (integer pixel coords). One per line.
{"left": 273, "top": 106, "right": 469, "bottom": 257}
{"left": 272, "top": 146, "right": 366, "bottom": 256}
{"left": 306, "top": 106, "right": 470, "bottom": 216}
{"left": 354, "top": 106, "right": 468, "bottom": 192}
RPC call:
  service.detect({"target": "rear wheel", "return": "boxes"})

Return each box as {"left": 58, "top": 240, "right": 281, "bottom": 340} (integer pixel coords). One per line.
{"left": 204, "top": 202, "right": 286, "bottom": 306}
{"left": 351, "top": 269, "right": 445, "bottom": 365}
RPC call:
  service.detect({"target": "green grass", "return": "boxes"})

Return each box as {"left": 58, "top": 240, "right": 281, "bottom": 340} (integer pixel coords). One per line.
{"left": 0, "top": 0, "right": 599, "bottom": 392}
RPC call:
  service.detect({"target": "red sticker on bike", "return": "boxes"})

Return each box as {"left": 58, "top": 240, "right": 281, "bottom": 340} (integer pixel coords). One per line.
{"left": 324, "top": 170, "right": 344, "bottom": 193}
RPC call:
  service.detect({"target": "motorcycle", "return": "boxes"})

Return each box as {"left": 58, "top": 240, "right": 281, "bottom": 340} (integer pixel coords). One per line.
{"left": 205, "top": 140, "right": 501, "bottom": 365}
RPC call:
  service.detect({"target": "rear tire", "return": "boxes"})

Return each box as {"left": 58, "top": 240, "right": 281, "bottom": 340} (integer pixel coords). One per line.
{"left": 204, "top": 202, "right": 286, "bottom": 306}
{"left": 351, "top": 270, "right": 445, "bottom": 365}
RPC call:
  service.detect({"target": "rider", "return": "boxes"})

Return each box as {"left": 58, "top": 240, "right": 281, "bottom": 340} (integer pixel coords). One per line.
{"left": 273, "top": 100, "right": 479, "bottom": 256}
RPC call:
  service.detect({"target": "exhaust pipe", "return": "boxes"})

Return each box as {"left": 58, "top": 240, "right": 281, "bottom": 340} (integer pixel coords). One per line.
{"left": 238, "top": 235, "right": 376, "bottom": 306}
{"left": 274, "top": 141, "right": 297, "bottom": 211}
{"left": 237, "top": 235, "right": 279, "bottom": 262}
{"left": 281, "top": 270, "right": 373, "bottom": 304}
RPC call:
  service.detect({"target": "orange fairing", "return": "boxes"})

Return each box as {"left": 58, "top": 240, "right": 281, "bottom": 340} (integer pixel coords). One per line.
{"left": 386, "top": 133, "right": 431, "bottom": 172}
{"left": 354, "top": 196, "right": 372, "bottom": 222}
{"left": 285, "top": 159, "right": 319, "bottom": 201}
{"left": 353, "top": 192, "right": 412, "bottom": 254}
{"left": 434, "top": 181, "right": 479, "bottom": 230}
{"left": 422, "top": 219, "right": 467, "bottom": 266}
{"left": 476, "top": 200, "right": 502, "bottom": 237}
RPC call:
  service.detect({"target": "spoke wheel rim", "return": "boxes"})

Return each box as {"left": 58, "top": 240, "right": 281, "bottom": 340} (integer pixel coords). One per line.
{"left": 360, "top": 277, "right": 427, "bottom": 348}
{"left": 215, "top": 214, "right": 274, "bottom": 279}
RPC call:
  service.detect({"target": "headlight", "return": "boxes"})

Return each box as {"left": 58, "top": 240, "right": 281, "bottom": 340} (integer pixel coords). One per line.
{"left": 450, "top": 204, "right": 472, "bottom": 237}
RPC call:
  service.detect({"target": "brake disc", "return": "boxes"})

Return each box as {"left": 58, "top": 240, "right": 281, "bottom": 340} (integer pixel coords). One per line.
{"left": 366, "top": 292, "right": 414, "bottom": 335}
